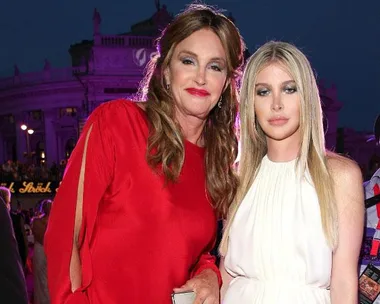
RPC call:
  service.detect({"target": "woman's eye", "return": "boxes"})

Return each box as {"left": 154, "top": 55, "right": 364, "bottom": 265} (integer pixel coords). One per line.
{"left": 257, "top": 89, "right": 269, "bottom": 96}
{"left": 210, "top": 64, "right": 222, "bottom": 72}
{"left": 181, "top": 58, "right": 194, "bottom": 65}
{"left": 284, "top": 86, "right": 297, "bottom": 94}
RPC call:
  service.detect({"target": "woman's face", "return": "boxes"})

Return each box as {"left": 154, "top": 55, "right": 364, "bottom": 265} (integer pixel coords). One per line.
{"left": 254, "top": 62, "right": 301, "bottom": 146}
{"left": 165, "top": 28, "right": 228, "bottom": 126}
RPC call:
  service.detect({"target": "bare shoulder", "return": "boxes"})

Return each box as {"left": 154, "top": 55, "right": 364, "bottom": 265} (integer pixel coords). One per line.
{"left": 327, "top": 153, "right": 363, "bottom": 186}
{"left": 327, "top": 152, "right": 364, "bottom": 209}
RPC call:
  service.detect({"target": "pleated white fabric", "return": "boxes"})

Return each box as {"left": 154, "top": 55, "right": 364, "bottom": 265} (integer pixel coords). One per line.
{"left": 224, "top": 155, "right": 332, "bottom": 304}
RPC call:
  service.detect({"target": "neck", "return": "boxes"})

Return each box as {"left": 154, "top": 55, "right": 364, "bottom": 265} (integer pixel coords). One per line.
{"left": 266, "top": 137, "right": 300, "bottom": 162}
{"left": 176, "top": 112, "right": 206, "bottom": 147}
{"left": 181, "top": 122, "right": 205, "bottom": 146}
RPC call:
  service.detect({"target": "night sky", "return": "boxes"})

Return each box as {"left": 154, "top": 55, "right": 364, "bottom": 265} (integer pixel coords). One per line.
{"left": 1, "top": 0, "right": 379, "bottom": 131}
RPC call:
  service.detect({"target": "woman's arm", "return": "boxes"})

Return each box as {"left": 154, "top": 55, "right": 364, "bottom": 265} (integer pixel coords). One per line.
{"left": 31, "top": 218, "right": 45, "bottom": 245}
{"left": 329, "top": 157, "right": 364, "bottom": 304}
{"left": 44, "top": 103, "right": 115, "bottom": 303}
{"left": 190, "top": 251, "right": 221, "bottom": 285}
{"left": 174, "top": 232, "right": 221, "bottom": 304}
{"left": 219, "top": 257, "right": 234, "bottom": 301}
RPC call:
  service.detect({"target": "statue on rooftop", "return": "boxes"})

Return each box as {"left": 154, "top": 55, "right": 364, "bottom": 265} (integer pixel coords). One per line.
{"left": 93, "top": 8, "right": 102, "bottom": 35}
{"left": 155, "top": 0, "right": 161, "bottom": 11}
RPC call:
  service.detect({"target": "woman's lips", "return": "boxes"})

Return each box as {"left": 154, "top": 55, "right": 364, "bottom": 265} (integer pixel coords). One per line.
{"left": 185, "top": 88, "right": 210, "bottom": 97}
{"left": 268, "top": 117, "right": 289, "bottom": 126}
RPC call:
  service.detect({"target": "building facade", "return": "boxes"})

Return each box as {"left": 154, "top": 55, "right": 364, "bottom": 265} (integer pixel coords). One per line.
{"left": 0, "top": 6, "right": 172, "bottom": 166}
{"left": 0, "top": 4, "right": 376, "bottom": 177}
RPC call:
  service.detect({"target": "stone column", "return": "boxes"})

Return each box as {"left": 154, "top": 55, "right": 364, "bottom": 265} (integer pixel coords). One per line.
{"left": 43, "top": 109, "right": 58, "bottom": 165}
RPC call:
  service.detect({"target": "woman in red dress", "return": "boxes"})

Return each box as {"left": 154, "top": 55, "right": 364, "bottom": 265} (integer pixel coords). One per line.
{"left": 44, "top": 4, "right": 245, "bottom": 304}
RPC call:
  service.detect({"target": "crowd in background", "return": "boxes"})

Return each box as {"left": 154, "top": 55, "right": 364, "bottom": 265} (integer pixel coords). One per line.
{"left": 1, "top": 153, "right": 379, "bottom": 184}
{"left": 0, "top": 160, "right": 67, "bottom": 181}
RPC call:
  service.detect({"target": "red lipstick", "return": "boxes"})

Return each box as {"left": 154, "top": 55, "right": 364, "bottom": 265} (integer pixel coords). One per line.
{"left": 185, "top": 88, "right": 210, "bottom": 97}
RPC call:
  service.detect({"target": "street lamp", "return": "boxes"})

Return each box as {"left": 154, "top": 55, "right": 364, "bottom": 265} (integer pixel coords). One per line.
{"left": 20, "top": 124, "right": 34, "bottom": 158}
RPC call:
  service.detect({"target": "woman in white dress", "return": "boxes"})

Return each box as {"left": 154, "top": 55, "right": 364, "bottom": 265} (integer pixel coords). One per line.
{"left": 219, "top": 41, "right": 364, "bottom": 303}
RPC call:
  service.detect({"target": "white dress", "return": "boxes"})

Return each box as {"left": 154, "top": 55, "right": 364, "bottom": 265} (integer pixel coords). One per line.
{"left": 224, "top": 155, "right": 332, "bottom": 304}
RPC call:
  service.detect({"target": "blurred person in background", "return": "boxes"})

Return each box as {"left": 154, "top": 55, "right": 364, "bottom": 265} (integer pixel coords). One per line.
{"left": 0, "top": 189, "right": 28, "bottom": 303}
{"left": 32, "top": 199, "right": 52, "bottom": 304}
{"left": 0, "top": 187, "right": 28, "bottom": 270}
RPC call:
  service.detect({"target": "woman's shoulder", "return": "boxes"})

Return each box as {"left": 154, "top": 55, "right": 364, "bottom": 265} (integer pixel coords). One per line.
{"left": 93, "top": 99, "right": 145, "bottom": 114}
{"left": 90, "top": 99, "right": 147, "bottom": 124}
{"left": 326, "top": 152, "right": 363, "bottom": 188}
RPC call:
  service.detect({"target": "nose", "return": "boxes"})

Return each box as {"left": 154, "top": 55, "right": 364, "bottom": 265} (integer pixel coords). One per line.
{"left": 271, "top": 92, "right": 283, "bottom": 111}
{"left": 194, "top": 67, "right": 206, "bottom": 86}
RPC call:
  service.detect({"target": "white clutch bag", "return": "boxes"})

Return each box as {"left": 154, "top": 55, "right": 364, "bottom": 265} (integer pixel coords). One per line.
{"left": 171, "top": 291, "right": 196, "bottom": 304}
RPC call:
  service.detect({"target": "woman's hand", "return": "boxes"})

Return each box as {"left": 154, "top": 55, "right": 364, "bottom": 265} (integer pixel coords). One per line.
{"left": 173, "top": 269, "right": 219, "bottom": 304}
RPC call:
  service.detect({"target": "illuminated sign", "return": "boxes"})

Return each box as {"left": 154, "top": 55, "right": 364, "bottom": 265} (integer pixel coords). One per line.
{"left": 0, "top": 181, "right": 61, "bottom": 195}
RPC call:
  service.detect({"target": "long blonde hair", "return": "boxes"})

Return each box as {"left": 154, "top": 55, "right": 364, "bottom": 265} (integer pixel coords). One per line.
{"left": 138, "top": 4, "right": 245, "bottom": 217}
{"left": 220, "top": 41, "right": 338, "bottom": 255}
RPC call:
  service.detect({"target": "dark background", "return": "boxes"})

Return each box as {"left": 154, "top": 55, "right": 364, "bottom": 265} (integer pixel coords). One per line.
{"left": 1, "top": 0, "right": 379, "bottom": 131}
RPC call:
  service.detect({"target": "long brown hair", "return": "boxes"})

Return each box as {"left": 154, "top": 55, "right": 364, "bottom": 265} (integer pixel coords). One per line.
{"left": 138, "top": 4, "right": 245, "bottom": 217}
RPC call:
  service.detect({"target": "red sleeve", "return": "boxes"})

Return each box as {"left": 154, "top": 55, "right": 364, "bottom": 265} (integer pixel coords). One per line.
{"left": 44, "top": 103, "right": 114, "bottom": 303}
{"left": 191, "top": 253, "right": 222, "bottom": 287}
{"left": 190, "top": 235, "right": 222, "bottom": 287}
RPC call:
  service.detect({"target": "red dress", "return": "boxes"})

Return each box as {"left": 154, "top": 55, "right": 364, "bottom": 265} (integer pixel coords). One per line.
{"left": 44, "top": 100, "right": 220, "bottom": 304}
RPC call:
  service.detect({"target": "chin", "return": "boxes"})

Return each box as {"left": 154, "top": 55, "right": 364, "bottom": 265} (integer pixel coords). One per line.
{"left": 264, "top": 127, "right": 300, "bottom": 142}
{"left": 188, "top": 106, "right": 213, "bottom": 116}
{"left": 270, "top": 135, "right": 293, "bottom": 141}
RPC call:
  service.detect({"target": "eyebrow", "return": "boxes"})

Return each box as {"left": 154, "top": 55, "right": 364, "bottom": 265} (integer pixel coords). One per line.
{"left": 178, "top": 50, "right": 226, "bottom": 64}
{"left": 255, "top": 80, "right": 296, "bottom": 87}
